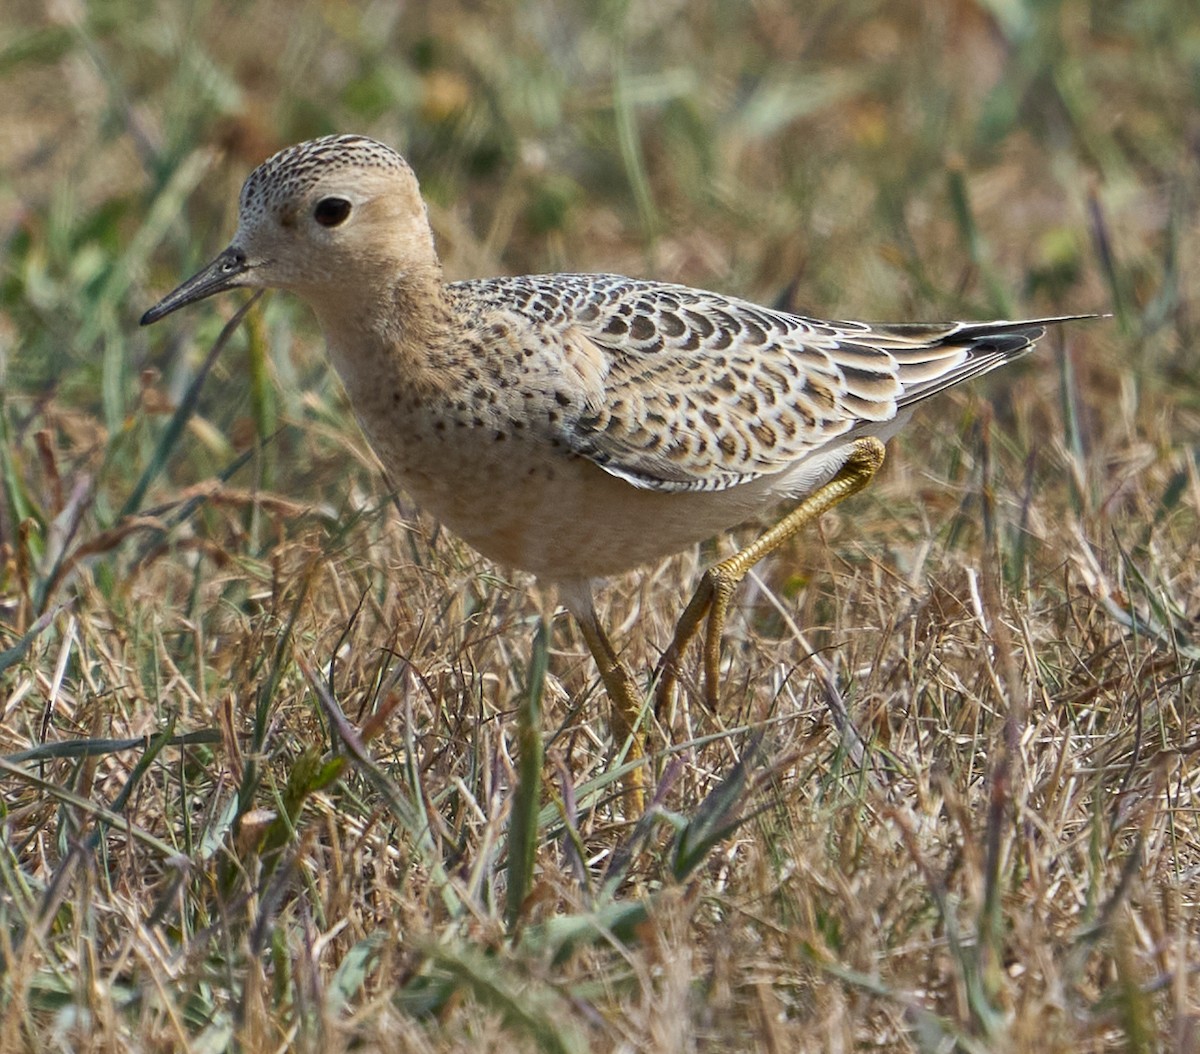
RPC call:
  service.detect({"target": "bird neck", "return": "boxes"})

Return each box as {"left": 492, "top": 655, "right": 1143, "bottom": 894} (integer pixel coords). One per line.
{"left": 309, "top": 261, "right": 457, "bottom": 402}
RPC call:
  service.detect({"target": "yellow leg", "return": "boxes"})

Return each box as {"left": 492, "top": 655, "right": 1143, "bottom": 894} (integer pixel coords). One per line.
{"left": 569, "top": 590, "right": 647, "bottom": 815}
{"left": 656, "top": 437, "right": 887, "bottom": 711}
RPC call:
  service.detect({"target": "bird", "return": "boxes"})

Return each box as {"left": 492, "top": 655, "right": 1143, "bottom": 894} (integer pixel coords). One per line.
{"left": 141, "top": 133, "right": 1088, "bottom": 808}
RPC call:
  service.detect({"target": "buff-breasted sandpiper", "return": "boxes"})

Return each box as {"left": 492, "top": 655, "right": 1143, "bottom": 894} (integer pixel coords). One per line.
{"left": 142, "top": 134, "right": 1089, "bottom": 805}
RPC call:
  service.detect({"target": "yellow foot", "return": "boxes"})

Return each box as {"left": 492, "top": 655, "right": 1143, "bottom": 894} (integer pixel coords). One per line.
{"left": 655, "top": 437, "right": 886, "bottom": 713}
{"left": 560, "top": 582, "right": 648, "bottom": 816}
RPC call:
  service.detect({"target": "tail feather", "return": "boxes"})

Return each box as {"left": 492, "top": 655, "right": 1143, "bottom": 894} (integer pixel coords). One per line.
{"left": 891, "top": 314, "right": 1098, "bottom": 408}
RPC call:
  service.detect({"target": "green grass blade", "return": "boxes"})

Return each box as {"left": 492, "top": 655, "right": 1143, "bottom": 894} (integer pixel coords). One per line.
{"left": 120, "top": 291, "right": 261, "bottom": 520}
{"left": 506, "top": 615, "right": 549, "bottom": 930}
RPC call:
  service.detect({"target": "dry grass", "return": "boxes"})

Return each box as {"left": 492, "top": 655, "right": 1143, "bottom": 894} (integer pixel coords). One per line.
{"left": 2, "top": 0, "right": 1198, "bottom": 1050}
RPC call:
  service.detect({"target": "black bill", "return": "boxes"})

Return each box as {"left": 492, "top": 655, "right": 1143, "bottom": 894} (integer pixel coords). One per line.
{"left": 140, "top": 246, "right": 251, "bottom": 325}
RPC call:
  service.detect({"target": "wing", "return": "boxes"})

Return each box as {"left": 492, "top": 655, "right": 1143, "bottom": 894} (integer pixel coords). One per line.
{"left": 453, "top": 274, "right": 1083, "bottom": 494}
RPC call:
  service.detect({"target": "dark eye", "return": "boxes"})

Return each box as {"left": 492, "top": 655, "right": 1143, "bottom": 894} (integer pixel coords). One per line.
{"left": 313, "top": 197, "right": 352, "bottom": 227}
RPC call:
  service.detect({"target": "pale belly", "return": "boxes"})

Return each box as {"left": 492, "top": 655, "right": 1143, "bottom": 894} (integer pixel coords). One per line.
{"left": 355, "top": 408, "right": 836, "bottom": 582}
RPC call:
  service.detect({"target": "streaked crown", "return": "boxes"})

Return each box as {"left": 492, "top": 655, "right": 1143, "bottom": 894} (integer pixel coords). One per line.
{"left": 237, "top": 134, "right": 413, "bottom": 225}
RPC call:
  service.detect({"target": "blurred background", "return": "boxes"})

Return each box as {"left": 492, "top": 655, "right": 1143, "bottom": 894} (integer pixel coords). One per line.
{"left": 7, "top": 0, "right": 1189, "bottom": 401}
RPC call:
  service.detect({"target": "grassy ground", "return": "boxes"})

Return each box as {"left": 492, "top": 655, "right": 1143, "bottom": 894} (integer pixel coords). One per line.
{"left": 2, "top": 0, "right": 1198, "bottom": 1050}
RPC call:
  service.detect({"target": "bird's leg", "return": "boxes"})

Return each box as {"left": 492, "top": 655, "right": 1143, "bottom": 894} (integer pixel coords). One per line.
{"left": 656, "top": 437, "right": 887, "bottom": 711}
{"left": 561, "top": 583, "right": 647, "bottom": 814}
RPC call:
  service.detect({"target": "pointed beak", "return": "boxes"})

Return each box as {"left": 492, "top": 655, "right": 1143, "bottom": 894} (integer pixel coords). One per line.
{"left": 140, "top": 246, "right": 252, "bottom": 326}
